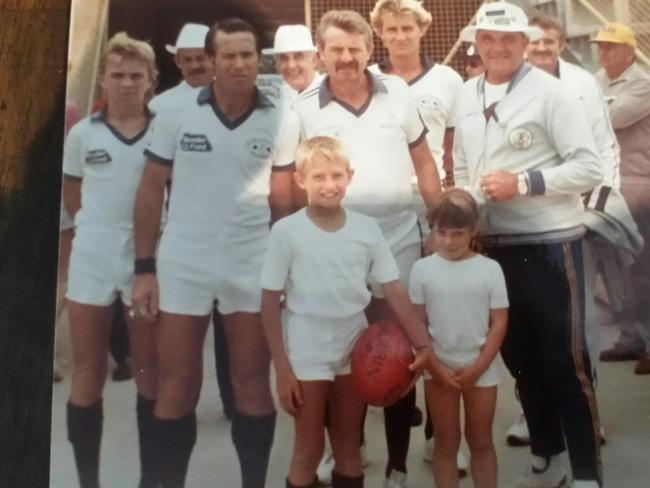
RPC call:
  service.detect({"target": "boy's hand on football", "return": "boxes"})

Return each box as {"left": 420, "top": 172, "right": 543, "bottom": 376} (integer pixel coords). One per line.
{"left": 276, "top": 367, "right": 303, "bottom": 416}
{"left": 409, "top": 346, "right": 434, "bottom": 375}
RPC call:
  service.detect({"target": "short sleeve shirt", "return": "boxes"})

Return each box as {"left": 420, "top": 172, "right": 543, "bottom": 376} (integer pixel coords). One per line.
{"left": 261, "top": 208, "right": 399, "bottom": 318}
{"left": 409, "top": 253, "right": 508, "bottom": 358}
{"left": 370, "top": 60, "right": 463, "bottom": 170}
{"left": 62, "top": 109, "right": 154, "bottom": 230}
{"left": 145, "top": 86, "right": 300, "bottom": 238}
{"left": 291, "top": 72, "right": 427, "bottom": 225}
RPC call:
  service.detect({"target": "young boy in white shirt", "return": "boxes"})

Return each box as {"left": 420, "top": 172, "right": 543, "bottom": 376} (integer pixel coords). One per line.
{"left": 261, "top": 136, "right": 435, "bottom": 488}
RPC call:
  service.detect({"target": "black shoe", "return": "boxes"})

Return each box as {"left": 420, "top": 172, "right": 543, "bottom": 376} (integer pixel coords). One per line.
{"left": 410, "top": 406, "right": 423, "bottom": 427}
{"left": 600, "top": 345, "right": 643, "bottom": 362}
{"left": 112, "top": 361, "right": 133, "bottom": 381}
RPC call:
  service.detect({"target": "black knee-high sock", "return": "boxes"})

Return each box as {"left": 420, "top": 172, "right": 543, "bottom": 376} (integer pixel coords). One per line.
{"left": 383, "top": 387, "right": 416, "bottom": 476}
{"left": 332, "top": 471, "right": 364, "bottom": 488}
{"left": 152, "top": 411, "right": 197, "bottom": 488}
{"left": 231, "top": 411, "right": 276, "bottom": 488}
{"left": 136, "top": 396, "right": 158, "bottom": 488}
{"left": 67, "top": 400, "right": 103, "bottom": 488}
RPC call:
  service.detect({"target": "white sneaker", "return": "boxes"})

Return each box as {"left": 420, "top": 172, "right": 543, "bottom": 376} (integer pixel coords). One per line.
{"left": 316, "top": 451, "right": 334, "bottom": 486}
{"left": 383, "top": 470, "right": 408, "bottom": 488}
{"left": 457, "top": 451, "right": 468, "bottom": 478}
{"left": 516, "top": 456, "right": 568, "bottom": 488}
{"left": 571, "top": 481, "right": 599, "bottom": 488}
{"left": 507, "top": 413, "right": 531, "bottom": 446}
{"left": 423, "top": 438, "right": 433, "bottom": 463}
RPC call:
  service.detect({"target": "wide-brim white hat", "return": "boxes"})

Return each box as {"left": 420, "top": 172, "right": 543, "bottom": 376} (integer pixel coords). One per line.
{"left": 460, "top": 2, "right": 543, "bottom": 43}
{"left": 166, "top": 23, "right": 210, "bottom": 54}
{"left": 262, "top": 25, "right": 316, "bottom": 55}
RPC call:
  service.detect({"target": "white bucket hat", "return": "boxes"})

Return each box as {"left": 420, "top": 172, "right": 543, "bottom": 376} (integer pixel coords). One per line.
{"left": 460, "top": 2, "right": 543, "bottom": 43}
{"left": 166, "top": 23, "right": 210, "bottom": 54}
{"left": 262, "top": 25, "right": 316, "bottom": 55}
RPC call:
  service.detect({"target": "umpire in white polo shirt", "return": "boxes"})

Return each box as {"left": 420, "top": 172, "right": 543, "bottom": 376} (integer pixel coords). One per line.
{"left": 133, "top": 18, "right": 298, "bottom": 488}
{"left": 454, "top": 3, "right": 603, "bottom": 487}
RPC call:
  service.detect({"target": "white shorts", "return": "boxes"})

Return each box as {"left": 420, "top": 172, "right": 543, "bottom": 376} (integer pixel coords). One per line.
{"left": 66, "top": 226, "right": 134, "bottom": 306}
{"left": 424, "top": 351, "right": 500, "bottom": 388}
{"left": 370, "top": 215, "right": 422, "bottom": 298}
{"left": 285, "top": 311, "right": 368, "bottom": 381}
{"left": 157, "top": 229, "right": 268, "bottom": 316}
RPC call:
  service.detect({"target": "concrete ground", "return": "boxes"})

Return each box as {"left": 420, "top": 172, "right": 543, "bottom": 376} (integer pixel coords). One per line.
{"left": 50, "top": 320, "right": 650, "bottom": 487}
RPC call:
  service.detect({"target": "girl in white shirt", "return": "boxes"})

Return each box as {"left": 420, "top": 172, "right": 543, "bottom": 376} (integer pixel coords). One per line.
{"left": 409, "top": 189, "right": 509, "bottom": 488}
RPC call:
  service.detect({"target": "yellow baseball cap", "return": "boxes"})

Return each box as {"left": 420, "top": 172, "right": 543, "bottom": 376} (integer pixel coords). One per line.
{"left": 590, "top": 22, "right": 637, "bottom": 48}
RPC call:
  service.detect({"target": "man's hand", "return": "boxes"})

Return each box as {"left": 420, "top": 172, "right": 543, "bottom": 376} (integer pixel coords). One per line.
{"left": 131, "top": 273, "right": 159, "bottom": 323}
{"left": 276, "top": 366, "right": 303, "bottom": 416}
{"left": 480, "top": 170, "right": 518, "bottom": 202}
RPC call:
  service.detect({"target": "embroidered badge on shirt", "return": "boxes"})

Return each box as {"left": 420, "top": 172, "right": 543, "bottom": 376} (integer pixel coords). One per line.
{"left": 246, "top": 138, "right": 273, "bottom": 158}
{"left": 180, "top": 133, "right": 212, "bottom": 152}
{"left": 85, "top": 149, "right": 112, "bottom": 165}
{"left": 508, "top": 128, "right": 533, "bottom": 150}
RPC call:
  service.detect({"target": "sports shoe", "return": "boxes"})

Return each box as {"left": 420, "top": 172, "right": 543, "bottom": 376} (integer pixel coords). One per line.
{"left": 316, "top": 451, "right": 334, "bottom": 485}
{"left": 599, "top": 344, "right": 643, "bottom": 362}
{"left": 506, "top": 413, "right": 530, "bottom": 446}
{"left": 516, "top": 455, "right": 567, "bottom": 488}
{"left": 383, "top": 469, "right": 408, "bottom": 488}
{"left": 570, "top": 481, "right": 599, "bottom": 488}
{"left": 634, "top": 353, "right": 650, "bottom": 374}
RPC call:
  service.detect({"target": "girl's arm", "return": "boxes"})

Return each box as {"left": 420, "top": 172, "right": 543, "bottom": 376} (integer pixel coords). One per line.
{"left": 413, "top": 304, "right": 461, "bottom": 390}
{"left": 455, "top": 307, "right": 508, "bottom": 389}
{"left": 260, "top": 289, "right": 302, "bottom": 416}
{"left": 382, "top": 280, "right": 457, "bottom": 387}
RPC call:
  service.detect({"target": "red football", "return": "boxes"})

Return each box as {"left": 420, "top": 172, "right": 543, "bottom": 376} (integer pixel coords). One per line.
{"left": 351, "top": 320, "right": 415, "bottom": 407}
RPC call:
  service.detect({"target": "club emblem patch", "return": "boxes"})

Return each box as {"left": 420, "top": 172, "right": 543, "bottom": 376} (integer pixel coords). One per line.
{"left": 508, "top": 128, "right": 533, "bottom": 150}
{"left": 85, "top": 149, "right": 112, "bottom": 165}
{"left": 246, "top": 138, "right": 273, "bottom": 158}
{"left": 180, "top": 133, "right": 212, "bottom": 152}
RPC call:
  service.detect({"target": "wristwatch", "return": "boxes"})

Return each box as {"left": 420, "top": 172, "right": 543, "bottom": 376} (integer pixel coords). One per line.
{"left": 517, "top": 173, "right": 529, "bottom": 196}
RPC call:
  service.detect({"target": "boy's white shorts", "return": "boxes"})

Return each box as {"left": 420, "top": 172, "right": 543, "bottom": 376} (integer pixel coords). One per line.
{"left": 66, "top": 226, "right": 134, "bottom": 306}
{"left": 157, "top": 229, "right": 268, "bottom": 316}
{"left": 424, "top": 350, "right": 500, "bottom": 388}
{"left": 285, "top": 311, "right": 368, "bottom": 381}
{"left": 370, "top": 219, "right": 422, "bottom": 298}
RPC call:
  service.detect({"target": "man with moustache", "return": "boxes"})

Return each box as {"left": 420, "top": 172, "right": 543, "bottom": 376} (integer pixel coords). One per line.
{"left": 591, "top": 23, "right": 650, "bottom": 376}
{"left": 292, "top": 9, "right": 441, "bottom": 488}
{"left": 132, "top": 18, "right": 299, "bottom": 488}
{"left": 454, "top": 3, "right": 603, "bottom": 487}
{"left": 149, "top": 23, "right": 212, "bottom": 111}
